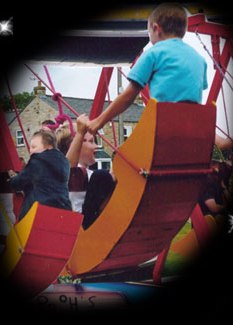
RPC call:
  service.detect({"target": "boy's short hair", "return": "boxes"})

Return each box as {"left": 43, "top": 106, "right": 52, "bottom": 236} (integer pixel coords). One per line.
{"left": 32, "top": 129, "right": 57, "bottom": 149}
{"left": 149, "top": 3, "right": 187, "bottom": 38}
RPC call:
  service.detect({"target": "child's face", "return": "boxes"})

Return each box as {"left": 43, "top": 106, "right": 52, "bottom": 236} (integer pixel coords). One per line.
{"left": 30, "top": 135, "right": 47, "bottom": 155}
{"left": 79, "top": 132, "right": 97, "bottom": 167}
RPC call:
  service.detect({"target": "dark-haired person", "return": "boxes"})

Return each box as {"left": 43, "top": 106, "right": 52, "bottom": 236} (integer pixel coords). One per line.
{"left": 198, "top": 162, "right": 232, "bottom": 220}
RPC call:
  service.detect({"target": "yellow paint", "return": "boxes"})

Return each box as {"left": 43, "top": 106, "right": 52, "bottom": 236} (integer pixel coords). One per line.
{"left": 92, "top": 5, "right": 218, "bottom": 21}
{"left": 0, "top": 202, "right": 38, "bottom": 276}
{"left": 170, "top": 215, "right": 217, "bottom": 259}
{"left": 96, "top": 7, "right": 153, "bottom": 21}
{"left": 67, "top": 98, "right": 158, "bottom": 274}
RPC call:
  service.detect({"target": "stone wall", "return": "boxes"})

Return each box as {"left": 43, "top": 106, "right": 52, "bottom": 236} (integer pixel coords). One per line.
{"left": 9, "top": 96, "right": 57, "bottom": 162}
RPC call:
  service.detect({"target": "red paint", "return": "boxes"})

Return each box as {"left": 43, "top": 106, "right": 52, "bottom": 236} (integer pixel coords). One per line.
{"left": 89, "top": 67, "right": 113, "bottom": 120}
{"left": 91, "top": 102, "right": 216, "bottom": 277}
{"left": 9, "top": 204, "right": 83, "bottom": 298}
{"left": 0, "top": 108, "right": 22, "bottom": 172}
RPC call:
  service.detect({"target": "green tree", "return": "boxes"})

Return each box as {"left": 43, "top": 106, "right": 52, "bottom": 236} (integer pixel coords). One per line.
{"left": 0, "top": 92, "right": 34, "bottom": 111}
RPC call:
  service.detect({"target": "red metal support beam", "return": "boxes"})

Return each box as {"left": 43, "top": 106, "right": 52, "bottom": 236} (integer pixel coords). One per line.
{"left": 211, "top": 34, "right": 220, "bottom": 69}
{"left": 89, "top": 67, "right": 113, "bottom": 120}
{"left": 0, "top": 106, "right": 22, "bottom": 172}
{"left": 206, "top": 39, "right": 232, "bottom": 103}
{"left": 188, "top": 14, "right": 233, "bottom": 38}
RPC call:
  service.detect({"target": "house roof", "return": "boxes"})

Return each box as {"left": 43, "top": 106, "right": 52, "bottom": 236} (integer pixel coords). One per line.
{"left": 95, "top": 150, "right": 111, "bottom": 159}
{"left": 4, "top": 111, "right": 17, "bottom": 125}
{"left": 40, "top": 95, "right": 144, "bottom": 123}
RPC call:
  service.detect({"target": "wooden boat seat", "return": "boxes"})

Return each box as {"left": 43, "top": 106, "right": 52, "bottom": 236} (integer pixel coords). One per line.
{"left": 0, "top": 202, "right": 83, "bottom": 297}
{"left": 67, "top": 98, "right": 216, "bottom": 276}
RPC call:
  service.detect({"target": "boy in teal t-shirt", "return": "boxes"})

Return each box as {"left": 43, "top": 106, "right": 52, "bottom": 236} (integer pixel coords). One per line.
{"left": 87, "top": 3, "right": 208, "bottom": 135}
{"left": 128, "top": 38, "right": 208, "bottom": 103}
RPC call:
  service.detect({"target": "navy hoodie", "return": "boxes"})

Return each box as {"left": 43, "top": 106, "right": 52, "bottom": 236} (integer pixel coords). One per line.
{"left": 10, "top": 149, "right": 72, "bottom": 220}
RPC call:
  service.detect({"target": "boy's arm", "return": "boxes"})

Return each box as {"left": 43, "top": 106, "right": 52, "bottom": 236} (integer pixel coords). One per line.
{"left": 87, "top": 81, "right": 141, "bottom": 135}
{"left": 215, "top": 134, "right": 233, "bottom": 150}
{"left": 66, "top": 114, "right": 88, "bottom": 167}
{"left": 8, "top": 163, "right": 33, "bottom": 191}
{"left": 204, "top": 198, "right": 224, "bottom": 214}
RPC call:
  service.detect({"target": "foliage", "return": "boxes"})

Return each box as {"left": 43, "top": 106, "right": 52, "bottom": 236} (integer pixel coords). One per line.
{"left": 0, "top": 92, "right": 34, "bottom": 111}
{"left": 164, "top": 221, "right": 192, "bottom": 277}
{"left": 212, "top": 145, "right": 232, "bottom": 162}
{"left": 58, "top": 275, "right": 82, "bottom": 284}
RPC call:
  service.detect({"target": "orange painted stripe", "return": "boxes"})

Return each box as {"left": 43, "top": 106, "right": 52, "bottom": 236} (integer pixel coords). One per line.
{"left": 67, "top": 98, "right": 158, "bottom": 275}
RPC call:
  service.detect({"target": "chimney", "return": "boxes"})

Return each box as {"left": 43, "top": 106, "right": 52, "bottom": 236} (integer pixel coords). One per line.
{"left": 33, "top": 81, "right": 46, "bottom": 95}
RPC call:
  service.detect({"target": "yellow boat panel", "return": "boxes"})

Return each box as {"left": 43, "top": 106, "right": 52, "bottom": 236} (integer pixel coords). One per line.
{"left": 1, "top": 202, "right": 38, "bottom": 276}
{"left": 170, "top": 215, "right": 218, "bottom": 259}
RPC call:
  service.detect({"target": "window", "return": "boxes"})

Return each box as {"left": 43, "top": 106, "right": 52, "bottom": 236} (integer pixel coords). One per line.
{"left": 16, "top": 130, "right": 25, "bottom": 147}
{"left": 95, "top": 129, "right": 104, "bottom": 148}
{"left": 124, "top": 125, "right": 132, "bottom": 141}
{"left": 90, "top": 149, "right": 112, "bottom": 171}
{"left": 99, "top": 160, "right": 111, "bottom": 170}
{"left": 89, "top": 159, "right": 112, "bottom": 171}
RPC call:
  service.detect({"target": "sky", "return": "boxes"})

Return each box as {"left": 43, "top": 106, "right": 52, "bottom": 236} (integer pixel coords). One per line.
{"left": 1, "top": 31, "right": 233, "bottom": 137}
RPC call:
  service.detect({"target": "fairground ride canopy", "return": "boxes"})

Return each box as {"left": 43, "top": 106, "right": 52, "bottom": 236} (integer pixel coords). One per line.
{"left": 25, "top": 4, "right": 233, "bottom": 65}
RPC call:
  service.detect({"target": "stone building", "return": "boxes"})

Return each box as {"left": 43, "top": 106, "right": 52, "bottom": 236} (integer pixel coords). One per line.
{"left": 6, "top": 83, "right": 144, "bottom": 169}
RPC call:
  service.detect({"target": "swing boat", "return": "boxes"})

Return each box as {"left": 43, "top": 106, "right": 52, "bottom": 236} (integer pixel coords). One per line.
{"left": 65, "top": 99, "right": 216, "bottom": 277}
{"left": 0, "top": 9, "right": 232, "bottom": 299}
{"left": 0, "top": 108, "right": 84, "bottom": 297}
{"left": 0, "top": 98, "right": 216, "bottom": 296}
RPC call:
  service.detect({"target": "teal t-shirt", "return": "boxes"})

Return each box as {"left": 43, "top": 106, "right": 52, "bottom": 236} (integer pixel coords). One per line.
{"left": 127, "top": 38, "right": 208, "bottom": 103}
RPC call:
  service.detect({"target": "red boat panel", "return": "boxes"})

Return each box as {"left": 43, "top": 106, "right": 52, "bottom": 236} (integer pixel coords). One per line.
{"left": 152, "top": 102, "right": 216, "bottom": 167}
{"left": 92, "top": 102, "right": 216, "bottom": 273}
{"left": 8, "top": 204, "right": 83, "bottom": 297}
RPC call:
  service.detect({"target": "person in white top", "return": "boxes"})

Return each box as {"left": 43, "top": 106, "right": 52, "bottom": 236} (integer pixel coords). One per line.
{"left": 56, "top": 115, "right": 116, "bottom": 229}
{"left": 56, "top": 115, "right": 97, "bottom": 213}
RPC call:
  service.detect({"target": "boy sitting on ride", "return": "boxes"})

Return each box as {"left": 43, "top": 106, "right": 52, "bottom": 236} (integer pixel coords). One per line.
{"left": 87, "top": 2, "right": 208, "bottom": 135}
{"left": 8, "top": 129, "right": 72, "bottom": 221}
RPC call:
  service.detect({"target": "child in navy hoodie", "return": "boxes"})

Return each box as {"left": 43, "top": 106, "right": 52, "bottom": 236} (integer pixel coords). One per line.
{"left": 8, "top": 129, "right": 72, "bottom": 221}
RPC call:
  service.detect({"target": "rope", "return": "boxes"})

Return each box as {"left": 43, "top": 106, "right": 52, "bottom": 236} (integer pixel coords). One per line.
{"left": 216, "top": 125, "right": 233, "bottom": 143}
{"left": 43, "top": 65, "right": 75, "bottom": 136}
{"left": 104, "top": 68, "right": 118, "bottom": 148}
{"left": 117, "top": 67, "right": 150, "bottom": 103}
{"left": 221, "top": 86, "right": 230, "bottom": 136}
{"left": 195, "top": 30, "right": 233, "bottom": 144}
{"left": 25, "top": 64, "right": 80, "bottom": 118}
{"left": 195, "top": 30, "right": 233, "bottom": 92}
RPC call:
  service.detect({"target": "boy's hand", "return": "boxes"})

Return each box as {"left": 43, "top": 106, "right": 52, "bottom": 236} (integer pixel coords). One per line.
{"left": 87, "top": 118, "right": 101, "bottom": 135}
{"left": 76, "top": 114, "right": 89, "bottom": 135}
{"left": 8, "top": 170, "right": 17, "bottom": 178}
